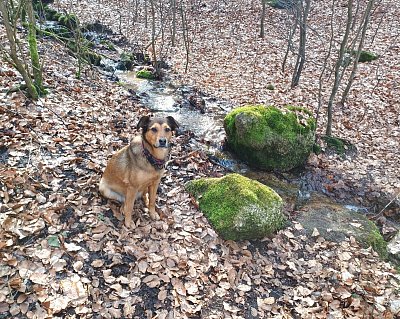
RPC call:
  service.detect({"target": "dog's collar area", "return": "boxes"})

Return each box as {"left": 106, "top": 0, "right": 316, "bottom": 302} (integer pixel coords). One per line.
{"left": 142, "top": 141, "right": 166, "bottom": 170}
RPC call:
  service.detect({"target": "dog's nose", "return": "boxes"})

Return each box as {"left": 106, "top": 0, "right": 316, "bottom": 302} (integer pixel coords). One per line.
{"left": 159, "top": 138, "right": 167, "bottom": 147}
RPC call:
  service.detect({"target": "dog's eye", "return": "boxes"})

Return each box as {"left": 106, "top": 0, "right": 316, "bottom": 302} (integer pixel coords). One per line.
{"left": 151, "top": 127, "right": 158, "bottom": 133}
{"left": 165, "top": 127, "right": 171, "bottom": 132}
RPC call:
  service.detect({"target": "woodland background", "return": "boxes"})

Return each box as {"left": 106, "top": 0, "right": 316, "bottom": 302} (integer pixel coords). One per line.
{"left": 0, "top": 0, "right": 400, "bottom": 318}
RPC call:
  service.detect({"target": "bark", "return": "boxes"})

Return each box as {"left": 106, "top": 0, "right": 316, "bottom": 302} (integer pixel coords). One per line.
{"left": 260, "top": 0, "right": 266, "bottom": 38}
{"left": 341, "top": 0, "right": 375, "bottom": 104}
{"left": 0, "top": 0, "right": 38, "bottom": 99}
{"left": 149, "top": 0, "right": 158, "bottom": 75}
{"left": 291, "top": 0, "right": 311, "bottom": 88}
{"left": 171, "top": 0, "right": 176, "bottom": 46}
{"left": 26, "top": 0, "right": 45, "bottom": 94}
{"left": 315, "top": 0, "right": 336, "bottom": 135}
{"left": 180, "top": 2, "right": 190, "bottom": 73}
{"left": 326, "top": 0, "right": 353, "bottom": 136}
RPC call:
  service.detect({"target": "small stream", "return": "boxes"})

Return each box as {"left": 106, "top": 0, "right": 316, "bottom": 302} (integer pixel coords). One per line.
{"left": 37, "top": 13, "right": 399, "bottom": 262}
{"left": 117, "top": 69, "right": 231, "bottom": 147}
{"left": 40, "top": 17, "right": 397, "bottom": 221}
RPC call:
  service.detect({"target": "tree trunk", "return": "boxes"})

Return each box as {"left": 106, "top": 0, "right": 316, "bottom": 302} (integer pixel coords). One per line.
{"left": 315, "top": 0, "right": 336, "bottom": 136}
{"left": 149, "top": 0, "right": 158, "bottom": 76}
{"left": 26, "top": 0, "right": 45, "bottom": 94}
{"left": 341, "top": 0, "right": 375, "bottom": 104}
{"left": 326, "top": 0, "right": 354, "bottom": 136}
{"left": 180, "top": 2, "right": 190, "bottom": 73}
{"left": 0, "top": 0, "right": 38, "bottom": 99}
{"left": 282, "top": 8, "right": 298, "bottom": 73}
{"left": 260, "top": 0, "right": 266, "bottom": 38}
{"left": 291, "top": 0, "right": 311, "bottom": 88}
{"left": 171, "top": 0, "right": 176, "bottom": 46}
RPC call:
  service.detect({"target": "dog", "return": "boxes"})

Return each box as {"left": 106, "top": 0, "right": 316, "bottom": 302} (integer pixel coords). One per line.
{"left": 99, "top": 115, "right": 179, "bottom": 227}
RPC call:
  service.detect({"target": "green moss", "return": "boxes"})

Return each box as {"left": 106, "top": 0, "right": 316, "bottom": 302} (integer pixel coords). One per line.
{"left": 366, "top": 220, "right": 388, "bottom": 259}
{"left": 312, "top": 143, "right": 322, "bottom": 154}
{"left": 117, "top": 52, "right": 134, "bottom": 70}
{"left": 224, "top": 105, "right": 316, "bottom": 170}
{"left": 356, "top": 50, "right": 378, "bottom": 63}
{"left": 84, "top": 51, "right": 101, "bottom": 66}
{"left": 186, "top": 174, "right": 286, "bottom": 241}
{"left": 100, "top": 40, "right": 116, "bottom": 51}
{"left": 322, "top": 135, "right": 355, "bottom": 155}
{"left": 266, "top": 84, "right": 275, "bottom": 90}
{"left": 136, "top": 69, "right": 155, "bottom": 80}
{"left": 43, "top": 7, "right": 59, "bottom": 21}
{"left": 58, "top": 13, "right": 78, "bottom": 29}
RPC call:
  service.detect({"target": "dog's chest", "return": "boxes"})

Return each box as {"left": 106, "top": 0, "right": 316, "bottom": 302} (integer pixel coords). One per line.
{"left": 133, "top": 169, "right": 163, "bottom": 188}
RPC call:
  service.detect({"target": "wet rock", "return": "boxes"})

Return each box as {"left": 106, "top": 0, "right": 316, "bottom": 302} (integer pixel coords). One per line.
{"left": 224, "top": 105, "right": 316, "bottom": 171}
{"left": 116, "top": 52, "right": 135, "bottom": 71}
{"left": 268, "top": 0, "right": 296, "bottom": 9}
{"left": 84, "top": 21, "right": 113, "bottom": 34}
{"left": 296, "top": 196, "right": 388, "bottom": 259}
{"left": 188, "top": 94, "right": 206, "bottom": 113}
{"left": 389, "top": 300, "right": 400, "bottom": 316}
{"left": 186, "top": 173, "right": 286, "bottom": 241}
{"left": 388, "top": 231, "right": 400, "bottom": 262}
{"left": 136, "top": 67, "right": 156, "bottom": 80}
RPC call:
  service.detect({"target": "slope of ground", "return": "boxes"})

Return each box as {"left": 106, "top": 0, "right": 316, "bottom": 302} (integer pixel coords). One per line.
{"left": 1, "top": 1, "right": 400, "bottom": 318}
{"left": 51, "top": 0, "right": 400, "bottom": 211}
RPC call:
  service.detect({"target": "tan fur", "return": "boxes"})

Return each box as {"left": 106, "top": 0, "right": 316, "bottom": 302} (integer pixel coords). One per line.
{"left": 99, "top": 116, "right": 178, "bottom": 227}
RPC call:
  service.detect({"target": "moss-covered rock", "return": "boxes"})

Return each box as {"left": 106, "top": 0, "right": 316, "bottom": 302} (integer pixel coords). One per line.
{"left": 356, "top": 50, "right": 378, "bottom": 63}
{"left": 116, "top": 52, "right": 135, "bottom": 71}
{"left": 296, "top": 198, "right": 388, "bottom": 259}
{"left": 224, "top": 105, "right": 316, "bottom": 171}
{"left": 186, "top": 174, "right": 286, "bottom": 241}
{"left": 57, "top": 13, "right": 78, "bottom": 29}
{"left": 136, "top": 69, "right": 156, "bottom": 80}
{"left": 267, "top": 0, "right": 296, "bottom": 9}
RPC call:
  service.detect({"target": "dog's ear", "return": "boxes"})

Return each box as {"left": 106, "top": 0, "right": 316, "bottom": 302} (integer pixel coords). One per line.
{"left": 137, "top": 116, "right": 151, "bottom": 131}
{"left": 166, "top": 116, "right": 179, "bottom": 131}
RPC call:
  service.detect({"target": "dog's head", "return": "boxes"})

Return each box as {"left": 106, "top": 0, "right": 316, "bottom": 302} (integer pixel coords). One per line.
{"left": 137, "top": 116, "right": 179, "bottom": 148}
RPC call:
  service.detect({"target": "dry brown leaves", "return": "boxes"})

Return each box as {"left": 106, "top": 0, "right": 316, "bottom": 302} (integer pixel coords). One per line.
{"left": 1, "top": 4, "right": 400, "bottom": 318}
{"left": 54, "top": 0, "right": 400, "bottom": 210}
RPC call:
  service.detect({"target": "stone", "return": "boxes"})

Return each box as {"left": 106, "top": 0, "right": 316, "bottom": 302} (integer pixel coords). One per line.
{"left": 296, "top": 195, "right": 388, "bottom": 259}
{"left": 186, "top": 173, "right": 286, "bottom": 241}
{"left": 389, "top": 300, "right": 400, "bottom": 315}
{"left": 224, "top": 105, "right": 316, "bottom": 171}
{"left": 388, "top": 231, "right": 400, "bottom": 261}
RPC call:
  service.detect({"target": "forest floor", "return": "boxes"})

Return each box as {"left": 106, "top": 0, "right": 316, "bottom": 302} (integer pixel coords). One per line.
{"left": 1, "top": 0, "right": 400, "bottom": 318}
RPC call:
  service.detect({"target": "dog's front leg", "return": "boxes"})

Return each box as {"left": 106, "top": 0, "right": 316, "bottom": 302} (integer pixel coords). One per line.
{"left": 122, "top": 187, "right": 137, "bottom": 227}
{"left": 148, "top": 179, "right": 161, "bottom": 220}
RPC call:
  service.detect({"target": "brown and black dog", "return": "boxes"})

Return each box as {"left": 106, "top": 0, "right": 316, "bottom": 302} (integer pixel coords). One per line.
{"left": 99, "top": 115, "right": 179, "bottom": 227}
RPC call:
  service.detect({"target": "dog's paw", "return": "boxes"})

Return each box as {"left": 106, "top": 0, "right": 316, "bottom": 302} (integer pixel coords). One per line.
{"left": 121, "top": 207, "right": 133, "bottom": 227}
{"left": 149, "top": 208, "right": 160, "bottom": 220}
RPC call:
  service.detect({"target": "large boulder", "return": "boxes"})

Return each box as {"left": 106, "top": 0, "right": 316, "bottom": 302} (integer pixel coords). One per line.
{"left": 224, "top": 105, "right": 316, "bottom": 171}
{"left": 296, "top": 197, "right": 388, "bottom": 259}
{"left": 186, "top": 174, "right": 286, "bottom": 241}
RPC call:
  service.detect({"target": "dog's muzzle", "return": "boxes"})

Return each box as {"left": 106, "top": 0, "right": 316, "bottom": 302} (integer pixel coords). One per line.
{"left": 157, "top": 138, "right": 168, "bottom": 148}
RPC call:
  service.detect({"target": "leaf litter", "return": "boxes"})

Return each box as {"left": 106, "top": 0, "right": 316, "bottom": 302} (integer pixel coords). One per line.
{"left": 1, "top": 1, "right": 400, "bottom": 318}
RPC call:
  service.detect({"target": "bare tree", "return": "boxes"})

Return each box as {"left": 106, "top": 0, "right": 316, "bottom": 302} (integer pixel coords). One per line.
{"left": 180, "top": 1, "right": 190, "bottom": 73}
{"left": 340, "top": 0, "right": 375, "bottom": 104}
{"left": 325, "top": 0, "right": 378, "bottom": 136}
{"left": 171, "top": 0, "right": 177, "bottom": 46}
{"left": 260, "top": 0, "right": 266, "bottom": 38}
{"left": 325, "top": 0, "right": 353, "bottom": 136}
{"left": 0, "top": 0, "right": 45, "bottom": 99}
{"left": 291, "top": 0, "right": 311, "bottom": 87}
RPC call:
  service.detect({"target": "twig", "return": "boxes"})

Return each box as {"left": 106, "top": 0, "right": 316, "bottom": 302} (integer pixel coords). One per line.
{"left": 371, "top": 191, "right": 400, "bottom": 219}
